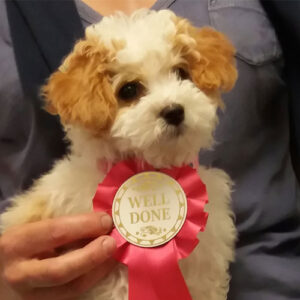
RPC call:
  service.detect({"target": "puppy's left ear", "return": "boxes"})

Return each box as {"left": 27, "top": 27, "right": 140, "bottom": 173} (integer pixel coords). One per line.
{"left": 174, "top": 18, "right": 238, "bottom": 106}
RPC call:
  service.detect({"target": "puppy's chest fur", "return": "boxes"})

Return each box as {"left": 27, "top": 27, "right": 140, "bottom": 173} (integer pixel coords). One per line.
{"left": 1, "top": 154, "right": 236, "bottom": 300}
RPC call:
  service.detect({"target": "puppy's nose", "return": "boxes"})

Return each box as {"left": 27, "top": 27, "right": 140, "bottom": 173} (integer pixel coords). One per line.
{"left": 160, "top": 104, "right": 184, "bottom": 126}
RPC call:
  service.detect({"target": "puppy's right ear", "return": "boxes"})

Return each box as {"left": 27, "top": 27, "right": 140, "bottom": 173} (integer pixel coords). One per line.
{"left": 42, "top": 36, "right": 118, "bottom": 136}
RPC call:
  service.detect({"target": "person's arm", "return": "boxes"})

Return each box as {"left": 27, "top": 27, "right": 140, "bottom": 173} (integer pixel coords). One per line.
{"left": 0, "top": 212, "right": 116, "bottom": 300}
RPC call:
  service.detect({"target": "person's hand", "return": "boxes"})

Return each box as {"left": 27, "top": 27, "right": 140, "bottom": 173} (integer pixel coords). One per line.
{"left": 0, "top": 212, "right": 116, "bottom": 300}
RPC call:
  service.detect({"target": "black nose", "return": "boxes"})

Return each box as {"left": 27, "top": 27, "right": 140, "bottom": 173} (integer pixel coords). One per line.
{"left": 160, "top": 104, "right": 184, "bottom": 126}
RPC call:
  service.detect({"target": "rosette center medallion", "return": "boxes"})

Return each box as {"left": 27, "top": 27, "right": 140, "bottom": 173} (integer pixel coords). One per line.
{"left": 112, "top": 171, "right": 187, "bottom": 247}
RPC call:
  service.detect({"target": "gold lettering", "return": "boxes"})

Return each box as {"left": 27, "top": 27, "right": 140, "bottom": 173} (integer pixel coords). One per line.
{"left": 140, "top": 211, "right": 151, "bottom": 223}
{"left": 130, "top": 212, "right": 139, "bottom": 224}
{"left": 143, "top": 195, "right": 152, "bottom": 207}
{"left": 151, "top": 209, "right": 161, "bottom": 221}
{"left": 128, "top": 197, "right": 142, "bottom": 208}
{"left": 141, "top": 193, "right": 170, "bottom": 207}
{"left": 161, "top": 193, "right": 170, "bottom": 205}
{"left": 162, "top": 208, "right": 171, "bottom": 220}
{"left": 129, "top": 208, "right": 171, "bottom": 224}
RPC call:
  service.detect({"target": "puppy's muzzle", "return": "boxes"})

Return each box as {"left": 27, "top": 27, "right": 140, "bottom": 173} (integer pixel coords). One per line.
{"left": 160, "top": 104, "right": 184, "bottom": 126}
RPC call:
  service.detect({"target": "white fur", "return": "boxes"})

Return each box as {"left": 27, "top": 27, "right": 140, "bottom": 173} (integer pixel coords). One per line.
{"left": 1, "top": 10, "right": 236, "bottom": 300}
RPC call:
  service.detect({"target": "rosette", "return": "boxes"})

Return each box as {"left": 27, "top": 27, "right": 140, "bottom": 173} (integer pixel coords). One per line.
{"left": 93, "top": 159, "right": 208, "bottom": 300}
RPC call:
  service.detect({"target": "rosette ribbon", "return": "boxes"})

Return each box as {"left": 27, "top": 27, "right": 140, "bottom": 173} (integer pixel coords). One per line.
{"left": 93, "top": 160, "right": 208, "bottom": 300}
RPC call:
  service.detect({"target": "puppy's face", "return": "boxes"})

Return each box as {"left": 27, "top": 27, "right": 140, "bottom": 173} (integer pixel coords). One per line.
{"left": 43, "top": 10, "right": 237, "bottom": 167}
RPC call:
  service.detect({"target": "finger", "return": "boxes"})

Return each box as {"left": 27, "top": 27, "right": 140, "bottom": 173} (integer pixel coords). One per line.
{"left": 11, "top": 235, "right": 116, "bottom": 289}
{"left": 22, "top": 259, "right": 117, "bottom": 300}
{"left": 1, "top": 212, "right": 113, "bottom": 257}
{"left": 72, "top": 258, "right": 117, "bottom": 292}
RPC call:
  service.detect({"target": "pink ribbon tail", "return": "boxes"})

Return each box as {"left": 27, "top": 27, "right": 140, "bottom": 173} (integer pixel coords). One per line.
{"left": 127, "top": 243, "right": 192, "bottom": 300}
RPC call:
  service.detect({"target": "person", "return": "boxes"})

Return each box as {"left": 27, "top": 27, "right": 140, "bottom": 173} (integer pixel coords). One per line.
{"left": 1, "top": 0, "right": 300, "bottom": 299}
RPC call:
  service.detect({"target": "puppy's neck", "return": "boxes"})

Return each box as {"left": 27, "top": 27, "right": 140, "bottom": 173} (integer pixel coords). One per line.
{"left": 66, "top": 126, "right": 118, "bottom": 166}
{"left": 65, "top": 125, "right": 199, "bottom": 172}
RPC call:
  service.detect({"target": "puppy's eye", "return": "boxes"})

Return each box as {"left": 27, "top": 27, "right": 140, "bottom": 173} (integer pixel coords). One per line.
{"left": 173, "top": 67, "right": 190, "bottom": 80}
{"left": 117, "top": 81, "right": 144, "bottom": 102}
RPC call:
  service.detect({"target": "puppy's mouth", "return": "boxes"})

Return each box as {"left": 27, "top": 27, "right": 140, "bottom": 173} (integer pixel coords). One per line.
{"left": 160, "top": 123, "right": 185, "bottom": 140}
{"left": 168, "top": 125, "right": 185, "bottom": 137}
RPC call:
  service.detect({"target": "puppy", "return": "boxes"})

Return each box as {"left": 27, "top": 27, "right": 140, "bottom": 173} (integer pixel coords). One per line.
{"left": 1, "top": 9, "right": 237, "bottom": 300}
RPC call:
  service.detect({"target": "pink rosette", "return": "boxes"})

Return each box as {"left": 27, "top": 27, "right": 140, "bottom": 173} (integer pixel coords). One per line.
{"left": 93, "top": 160, "right": 208, "bottom": 300}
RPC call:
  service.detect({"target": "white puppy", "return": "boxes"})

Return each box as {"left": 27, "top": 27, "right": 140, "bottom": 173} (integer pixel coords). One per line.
{"left": 1, "top": 9, "right": 237, "bottom": 300}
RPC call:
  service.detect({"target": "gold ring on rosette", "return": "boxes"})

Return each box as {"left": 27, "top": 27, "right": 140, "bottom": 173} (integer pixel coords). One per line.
{"left": 112, "top": 172, "right": 187, "bottom": 248}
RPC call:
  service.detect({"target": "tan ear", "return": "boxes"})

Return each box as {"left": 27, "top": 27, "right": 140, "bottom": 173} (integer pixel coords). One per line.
{"left": 174, "top": 18, "right": 237, "bottom": 106}
{"left": 42, "top": 37, "right": 118, "bottom": 136}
